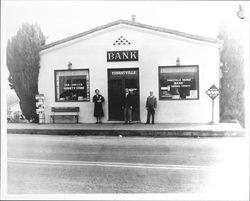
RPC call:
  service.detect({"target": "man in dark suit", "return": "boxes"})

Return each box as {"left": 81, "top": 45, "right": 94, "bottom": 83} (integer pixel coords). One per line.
{"left": 122, "top": 88, "right": 133, "bottom": 124}
{"left": 145, "top": 91, "right": 157, "bottom": 124}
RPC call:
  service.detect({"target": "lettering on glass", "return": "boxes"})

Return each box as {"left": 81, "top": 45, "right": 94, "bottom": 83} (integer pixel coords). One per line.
{"left": 111, "top": 71, "right": 137, "bottom": 76}
{"left": 107, "top": 50, "right": 138, "bottom": 62}
{"left": 159, "top": 66, "right": 199, "bottom": 100}
{"left": 55, "top": 70, "right": 90, "bottom": 102}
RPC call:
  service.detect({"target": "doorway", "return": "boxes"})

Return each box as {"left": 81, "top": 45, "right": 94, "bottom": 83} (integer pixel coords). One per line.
{"left": 108, "top": 68, "right": 140, "bottom": 121}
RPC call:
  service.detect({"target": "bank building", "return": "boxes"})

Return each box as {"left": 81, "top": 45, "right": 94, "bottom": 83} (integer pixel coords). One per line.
{"left": 39, "top": 19, "right": 222, "bottom": 124}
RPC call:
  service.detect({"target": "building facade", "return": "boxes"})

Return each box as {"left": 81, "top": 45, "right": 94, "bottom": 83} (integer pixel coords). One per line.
{"left": 39, "top": 20, "right": 222, "bottom": 123}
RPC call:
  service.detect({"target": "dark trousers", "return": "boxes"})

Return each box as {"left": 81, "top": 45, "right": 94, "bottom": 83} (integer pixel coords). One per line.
{"left": 124, "top": 106, "right": 132, "bottom": 123}
{"left": 146, "top": 108, "right": 155, "bottom": 124}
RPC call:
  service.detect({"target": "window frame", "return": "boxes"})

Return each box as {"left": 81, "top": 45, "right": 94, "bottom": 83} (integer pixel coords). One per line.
{"left": 54, "top": 69, "right": 90, "bottom": 102}
{"left": 158, "top": 65, "right": 199, "bottom": 101}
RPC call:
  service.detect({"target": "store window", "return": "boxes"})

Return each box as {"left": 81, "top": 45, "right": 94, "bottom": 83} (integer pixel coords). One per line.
{"left": 55, "top": 69, "right": 90, "bottom": 102}
{"left": 159, "top": 66, "right": 199, "bottom": 100}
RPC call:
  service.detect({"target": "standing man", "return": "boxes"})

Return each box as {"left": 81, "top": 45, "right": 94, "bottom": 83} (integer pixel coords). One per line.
{"left": 145, "top": 91, "right": 157, "bottom": 124}
{"left": 122, "top": 88, "right": 133, "bottom": 124}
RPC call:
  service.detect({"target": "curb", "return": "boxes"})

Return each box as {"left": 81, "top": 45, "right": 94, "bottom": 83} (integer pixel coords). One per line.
{"left": 7, "top": 129, "right": 244, "bottom": 137}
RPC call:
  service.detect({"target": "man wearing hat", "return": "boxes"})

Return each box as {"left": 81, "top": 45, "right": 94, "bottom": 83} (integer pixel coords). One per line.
{"left": 145, "top": 91, "right": 157, "bottom": 124}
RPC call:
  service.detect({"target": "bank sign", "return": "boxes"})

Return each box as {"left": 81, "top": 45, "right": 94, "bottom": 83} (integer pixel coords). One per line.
{"left": 107, "top": 50, "right": 138, "bottom": 62}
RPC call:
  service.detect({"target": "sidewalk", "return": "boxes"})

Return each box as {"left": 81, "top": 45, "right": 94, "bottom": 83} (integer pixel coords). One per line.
{"left": 7, "top": 122, "right": 244, "bottom": 137}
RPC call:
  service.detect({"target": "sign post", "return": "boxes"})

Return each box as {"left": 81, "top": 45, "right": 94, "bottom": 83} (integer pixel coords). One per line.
{"left": 206, "top": 84, "right": 219, "bottom": 124}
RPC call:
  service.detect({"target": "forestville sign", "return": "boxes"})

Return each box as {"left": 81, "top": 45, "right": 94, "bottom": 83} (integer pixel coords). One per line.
{"left": 107, "top": 50, "right": 139, "bottom": 62}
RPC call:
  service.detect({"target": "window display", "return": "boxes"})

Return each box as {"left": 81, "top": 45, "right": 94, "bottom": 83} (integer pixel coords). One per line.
{"left": 159, "top": 66, "right": 199, "bottom": 100}
{"left": 55, "top": 69, "right": 90, "bottom": 102}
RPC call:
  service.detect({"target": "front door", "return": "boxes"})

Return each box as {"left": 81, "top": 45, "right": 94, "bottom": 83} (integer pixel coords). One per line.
{"left": 108, "top": 68, "right": 140, "bottom": 121}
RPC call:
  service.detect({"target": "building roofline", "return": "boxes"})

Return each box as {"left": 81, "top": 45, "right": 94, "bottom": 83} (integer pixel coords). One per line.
{"left": 41, "top": 19, "right": 223, "bottom": 51}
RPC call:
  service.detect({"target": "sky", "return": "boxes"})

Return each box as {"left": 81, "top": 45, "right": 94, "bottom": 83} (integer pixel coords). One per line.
{"left": 1, "top": 1, "right": 249, "bottom": 95}
{"left": 2, "top": 1, "right": 249, "bottom": 44}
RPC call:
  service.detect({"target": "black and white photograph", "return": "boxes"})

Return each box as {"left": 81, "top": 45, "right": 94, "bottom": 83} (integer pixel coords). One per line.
{"left": 1, "top": 1, "right": 249, "bottom": 200}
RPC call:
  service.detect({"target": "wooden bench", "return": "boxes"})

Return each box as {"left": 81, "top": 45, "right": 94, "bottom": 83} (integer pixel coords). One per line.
{"left": 50, "top": 107, "right": 79, "bottom": 123}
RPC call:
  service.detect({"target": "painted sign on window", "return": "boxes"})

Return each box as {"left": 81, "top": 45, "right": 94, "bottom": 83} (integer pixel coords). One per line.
{"left": 159, "top": 66, "right": 199, "bottom": 100}
{"left": 55, "top": 69, "right": 90, "bottom": 102}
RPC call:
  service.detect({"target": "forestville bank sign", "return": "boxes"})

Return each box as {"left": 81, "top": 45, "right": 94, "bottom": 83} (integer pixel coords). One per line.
{"left": 107, "top": 50, "right": 138, "bottom": 62}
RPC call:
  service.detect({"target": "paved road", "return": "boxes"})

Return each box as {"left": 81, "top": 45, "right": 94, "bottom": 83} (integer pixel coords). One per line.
{"left": 7, "top": 134, "right": 248, "bottom": 195}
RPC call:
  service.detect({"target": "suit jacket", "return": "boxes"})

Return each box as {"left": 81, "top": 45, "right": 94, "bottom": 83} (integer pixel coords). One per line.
{"left": 122, "top": 92, "right": 134, "bottom": 107}
{"left": 146, "top": 96, "right": 157, "bottom": 109}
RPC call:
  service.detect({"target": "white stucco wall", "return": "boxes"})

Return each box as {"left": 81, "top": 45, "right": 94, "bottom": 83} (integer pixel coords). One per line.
{"left": 39, "top": 24, "right": 221, "bottom": 123}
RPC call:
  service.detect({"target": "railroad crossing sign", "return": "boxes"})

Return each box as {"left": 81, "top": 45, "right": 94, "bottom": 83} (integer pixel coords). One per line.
{"left": 206, "top": 84, "right": 219, "bottom": 99}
